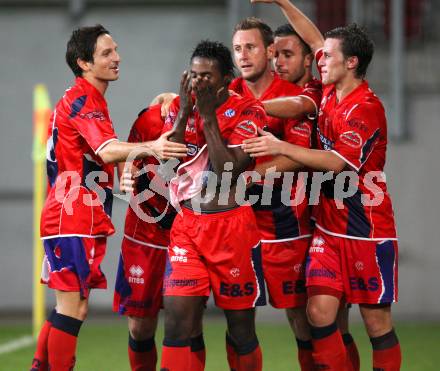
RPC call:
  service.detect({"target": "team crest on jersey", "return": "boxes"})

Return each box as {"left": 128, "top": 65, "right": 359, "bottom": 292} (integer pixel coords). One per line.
{"left": 339, "top": 131, "right": 363, "bottom": 148}
{"left": 187, "top": 143, "right": 198, "bottom": 156}
{"left": 355, "top": 261, "right": 364, "bottom": 271}
{"left": 224, "top": 108, "right": 236, "bottom": 118}
{"left": 236, "top": 120, "right": 257, "bottom": 138}
{"left": 230, "top": 268, "right": 240, "bottom": 278}
{"left": 292, "top": 122, "right": 311, "bottom": 138}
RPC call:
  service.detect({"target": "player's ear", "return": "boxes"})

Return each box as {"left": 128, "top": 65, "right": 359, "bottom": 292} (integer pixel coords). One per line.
{"left": 346, "top": 55, "right": 359, "bottom": 73}
{"left": 304, "top": 52, "right": 313, "bottom": 68}
{"left": 267, "top": 43, "right": 275, "bottom": 60}
{"left": 77, "top": 58, "right": 91, "bottom": 74}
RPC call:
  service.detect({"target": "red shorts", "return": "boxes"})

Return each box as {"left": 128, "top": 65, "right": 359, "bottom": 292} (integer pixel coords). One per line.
{"left": 113, "top": 237, "right": 167, "bottom": 317}
{"left": 163, "top": 206, "right": 266, "bottom": 310}
{"left": 41, "top": 236, "right": 107, "bottom": 299}
{"left": 306, "top": 230, "right": 398, "bottom": 304}
{"left": 262, "top": 237, "right": 310, "bottom": 308}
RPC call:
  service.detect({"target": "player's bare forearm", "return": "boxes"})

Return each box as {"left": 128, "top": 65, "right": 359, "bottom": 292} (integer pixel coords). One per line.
{"left": 98, "top": 137, "right": 187, "bottom": 163}
{"left": 203, "top": 115, "right": 251, "bottom": 180}
{"left": 263, "top": 96, "right": 315, "bottom": 119}
{"left": 278, "top": 142, "right": 346, "bottom": 172}
{"left": 271, "top": 0, "right": 324, "bottom": 53}
{"left": 254, "top": 155, "right": 302, "bottom": 177}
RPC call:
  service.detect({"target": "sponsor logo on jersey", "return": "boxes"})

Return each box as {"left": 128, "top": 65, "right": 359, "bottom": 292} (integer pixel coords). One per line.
{"left": 163, "top": 279, "right": 198, "bottom": 289}
{"left": 282, "top": 279, "right": 306, "bottom": 294}
{"left": 339, "top": 131, "right": 363, "bottom": 148}
{"left": 291, "top": 121, "right": 311, "bottom": 138}
{"left": 79, "top": 111, "right": 105, "bottom": 121}
{"left": 310, "top": 237, "right": 325, "bottom": 253}
{"left": 129, "top": 265, "right": 144, "bottom": 284}
{"left": 236, "top": 120, "right": 257, "bottom": 138}
{"left": 349, "top": 277, "right": 379, "bottom": 292}
{"left": 171, "top": 246, "right": 188, "bottom": 263}
{"left": 220, "top": 282, "right": 255, "bottom": 297}
{"left": 224, "top": 108, "right": 236, "bottom": 118}
{"left": 230, "top": 268, "right": 240, "bottom": 278}
{"left": 307, "top": 268, "right": 336, "bottom": 279}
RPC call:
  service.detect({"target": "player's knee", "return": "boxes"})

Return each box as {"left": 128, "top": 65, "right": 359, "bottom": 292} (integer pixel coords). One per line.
{"left": 129, "top": 319, "right": 156, "bottom": 340}
{"left": 306, "top": 302, "right": 334, "bottom": 327}
{"left": 225, "top": 311, "right": 256, "bottom": 345}
{"left": 164, "top": 311, "right": 192, "bottom": 341}
{"left": 360, "top": 305, "right": 393, "bottom": 337}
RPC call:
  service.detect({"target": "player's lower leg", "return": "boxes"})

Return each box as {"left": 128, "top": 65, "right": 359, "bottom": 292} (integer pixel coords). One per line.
{"left": 224, "top": 308, "right": 262, "bottom": 371}
{"left": 30, "top": 308, "right": 57, "bottom": 371}
{"left": 337, "top": 305, "right": 360, "bottom": 371}
{"left": 285, "top": 307, "right": 314, "bottom": 371}
{"left": 360, "top": 304, "right": 401, "bottom": 371}
{"left": 160, "top": 296, "right": 205, "bottom": 371}
{"left": 128, "top": 316, "right": 159, "bottom": 371}
{"left": 47, "top": 291, "right": 87, "bottom": 371}
{"left": 307, "top": 293, "right": 349, "bottom": 370}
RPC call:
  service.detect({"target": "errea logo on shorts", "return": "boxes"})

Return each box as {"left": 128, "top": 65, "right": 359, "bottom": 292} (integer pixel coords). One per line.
{"left": 171, "top": 246, "right": 188, "bottom": 263}
{"left": 309, "top": 237, "right": 325, "bottom": 253}
{"left": 129, "top": 265, "right": 144, "bottom": 284}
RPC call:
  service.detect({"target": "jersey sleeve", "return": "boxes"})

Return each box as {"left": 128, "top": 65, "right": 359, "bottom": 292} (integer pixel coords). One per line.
{"left": 283, "top": 118, "right": 313, "bottom": 149}
{"left": 163, "top": 97, "right": 181, "bottom": 134}
{"left": 228, "top": 103, "right": 267, "bottom": 146}
{"left": 298, "top": 79, "right": 323, "bottom": 119}
{"left": 68, "top": 94, "right": 118, "bottom": 154}
{"left": 332, "top": 103, "right": 383, "bottom": 171}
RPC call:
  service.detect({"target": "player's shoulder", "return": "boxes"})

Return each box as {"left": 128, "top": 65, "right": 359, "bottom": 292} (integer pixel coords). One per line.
{"left": 228, "top": 91, "right": 264, "bottom": 113}
{"left": 132, "top": 104, "right": 164, "bottom": 140}
{"left": 303, "top": 77, "right": 322, "bottom": 92}
{"left": 229, "top": 77, "right": 245, "bottom": 94}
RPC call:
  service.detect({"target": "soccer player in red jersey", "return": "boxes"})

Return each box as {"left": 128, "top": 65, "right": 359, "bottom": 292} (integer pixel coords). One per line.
{"left": 30, "top": 25, "right": 187, "bottom": 371}
{"left": 114, "top": 104, "right": 205, "bottom": 371}
{"left": 228, "top": 17, "right": 319, "bottom": 371}
{"left": 159, "top": 40, "right": 267, "bottom": 371}
{"left": 244, "top": 2, "right": 401, "bottom": 370}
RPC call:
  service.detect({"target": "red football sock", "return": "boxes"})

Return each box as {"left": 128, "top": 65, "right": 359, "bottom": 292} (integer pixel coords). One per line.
{"left": 296, "top": 338, "right": 315, "bottom": 371}
{"left": 225, "top": 332, "right": 238, "bottom": 371}
{"left": 128, "top": 334, "right": 157, "bottom": 371}
{"left": 160, "top": 338, "right": 191, "bottom": 371}
{"left": 190, "top": 334, "right": 206, "bottom": 371}
{"left": 47, "top": 313, "right": 83, "bottom": 371}
{"left": 236, "top": 339, "right": 262, "bottom": 371}
{"left": 343, "top": 333, "right": 360, "bottom": 371}
{"left": 371, "top": 329, "right": 401, "bottom": 371}
{"left": 311, "top": 322, "right": 348, "bottom": 371}
{"left": 30, "top": 309, "right": 57, "bottom": 371}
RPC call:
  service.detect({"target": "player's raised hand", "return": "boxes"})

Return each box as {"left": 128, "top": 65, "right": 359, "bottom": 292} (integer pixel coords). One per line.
{"left": 242, "top": 127, "right": 283, "bottom": 157}
{"left": 179, "top": 70, "right": 193, "bottom": 116}
{"left": 194, "top": 83, "right": 219, "bottom": 119}
{"left": 150, "top": 130, "right": 188, "bottom": 160}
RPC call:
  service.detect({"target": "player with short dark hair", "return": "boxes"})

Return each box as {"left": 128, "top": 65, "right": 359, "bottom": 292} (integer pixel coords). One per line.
{"left": 245, "top": 2, "right": 401, "bottom": 370}
{"left": 228, "top": 16, "right": 323, "bottom": 371}
{"left": 30, "top": 25, "right": 187, "bottom": 371}
{"left": 159, "top": 39, "right": 267, "bottom": 371}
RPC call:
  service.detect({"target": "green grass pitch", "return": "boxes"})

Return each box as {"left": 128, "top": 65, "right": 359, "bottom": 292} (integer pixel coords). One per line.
{"left": 0, "top": 319, "right": 438, "bottom": 370}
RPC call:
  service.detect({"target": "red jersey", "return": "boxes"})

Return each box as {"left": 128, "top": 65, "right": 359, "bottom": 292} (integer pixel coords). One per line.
{"left": 164, "top": 93, "right": 266, "bottom": 206}
{"left": 123, "top": 104, "right": 175, "bottom": 248}
{"left": 315, "top": 81, "right": 398, "bottom": 240}
{"left": 230, "top": 74, "right": 315, "bottom": 242}
{"left": 41, "top": 77, "right": 117, "bottom": 239}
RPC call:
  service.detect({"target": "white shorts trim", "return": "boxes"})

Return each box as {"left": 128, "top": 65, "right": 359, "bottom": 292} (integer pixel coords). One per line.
{"left": 315, "top": 223, "right": 398, "bottom": 241}
{"left": 260, "top": 234, "right": 312, "bottom": 243}
{"left": 123, "top": 234, "right": 168, "bottom": 250}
